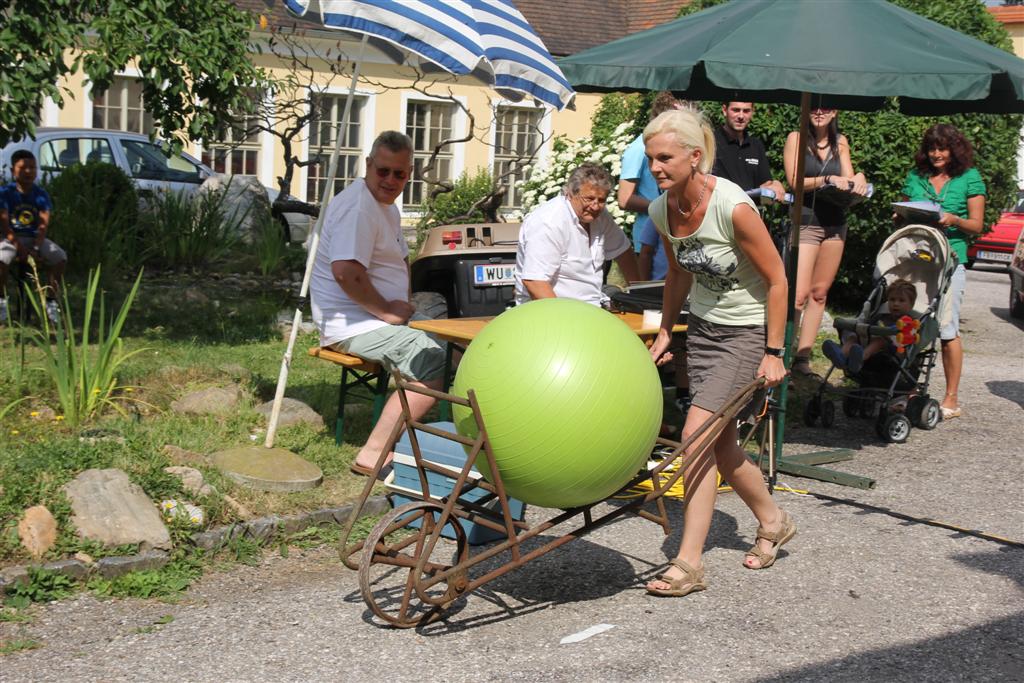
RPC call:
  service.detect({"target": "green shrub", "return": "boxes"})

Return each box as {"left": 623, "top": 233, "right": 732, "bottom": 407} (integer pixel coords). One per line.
{"left": 249, "top": 211, "right": 288, "bottom": 276}
{"left": 422, "top": 169, "right": 495, "bottom": 229}
{"left": 139, "top": 187, "right": 242, "bottom": 271}
{"left": 22, "top": 265, "right": 146, "bottom": 427}
{"left": 45, "top": 162, "right": 140, "bottom": 278}
{"left": 678, "top": 0, "right": 1021, "bottom": 306}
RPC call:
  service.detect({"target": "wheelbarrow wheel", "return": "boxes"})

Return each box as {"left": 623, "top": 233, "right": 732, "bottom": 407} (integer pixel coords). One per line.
{"left": 358, "top": 501, "right": 469, "bottom": 628}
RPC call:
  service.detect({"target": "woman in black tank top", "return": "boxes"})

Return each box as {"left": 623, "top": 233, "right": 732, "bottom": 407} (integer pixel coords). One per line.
{"left": 783, "top": 108, "right": 869, "bottom": 377}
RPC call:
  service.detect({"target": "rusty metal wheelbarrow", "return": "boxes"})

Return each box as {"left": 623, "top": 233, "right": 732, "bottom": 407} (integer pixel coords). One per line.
{"left": 336, "top": 373, "right": 771, "bottom": 628}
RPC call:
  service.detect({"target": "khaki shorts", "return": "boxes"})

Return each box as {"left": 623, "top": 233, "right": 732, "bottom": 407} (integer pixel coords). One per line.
{"left": 0, "top": 236, "right": 67, "bottom": 266}
{"left": 331, "top": 323, "right": 445, "bottom": 383}
{"left": 799, "top": 223, "right": 847, "bottom": 246}
{"left": 686, "top": 315, "right": 766, "bottom": 420}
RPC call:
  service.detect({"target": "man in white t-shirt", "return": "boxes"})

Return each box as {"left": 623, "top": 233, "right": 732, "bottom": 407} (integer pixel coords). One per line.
{"left": 515, "top": 162, "right": 639, "bottom": 306}
{"left": 310, "top": 131, "right": 445, "bottom": 476}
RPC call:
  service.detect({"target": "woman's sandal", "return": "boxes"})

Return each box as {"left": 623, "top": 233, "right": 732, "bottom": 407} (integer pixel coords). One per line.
{"left": 645, "top": 558, "right": 708, "bottom": 597}
{"left": 744, "top": 510, "right": 797, "bottom": 570}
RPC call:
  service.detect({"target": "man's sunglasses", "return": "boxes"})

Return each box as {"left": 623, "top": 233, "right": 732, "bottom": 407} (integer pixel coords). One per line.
{"left": 370, "top": 164, "right": 409, "bottom": 181}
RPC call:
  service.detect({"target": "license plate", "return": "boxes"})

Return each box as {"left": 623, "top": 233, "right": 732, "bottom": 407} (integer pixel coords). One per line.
{"left": 473, "top": 264, "right": 515, "bottom": 286}
{"left": 978, "top": 250, "right": 1012, "bottom": 263}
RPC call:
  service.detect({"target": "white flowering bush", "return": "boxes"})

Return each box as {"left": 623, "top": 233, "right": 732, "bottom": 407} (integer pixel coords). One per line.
{"left": 519, "top": 121, "right": 637, "bottom": 228}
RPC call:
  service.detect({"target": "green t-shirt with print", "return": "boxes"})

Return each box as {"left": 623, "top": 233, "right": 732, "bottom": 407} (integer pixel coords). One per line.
{"left": 901, "top": 167, "right": 986, "bottom": 264}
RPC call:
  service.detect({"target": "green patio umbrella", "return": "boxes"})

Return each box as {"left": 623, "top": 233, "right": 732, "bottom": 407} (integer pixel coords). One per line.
{"left": 558, "top": 0, "right": 1024, "bottom": 114}
{"left": 558, "top": 0, "right": 1024, "bottom": 486}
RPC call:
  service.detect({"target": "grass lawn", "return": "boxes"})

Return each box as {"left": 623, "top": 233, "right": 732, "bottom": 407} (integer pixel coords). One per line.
{"left": 0, "top": 271, "right": 398, "bottom": 569}
{"left": 0, "top": 268, "right": 843, "bottom": 576}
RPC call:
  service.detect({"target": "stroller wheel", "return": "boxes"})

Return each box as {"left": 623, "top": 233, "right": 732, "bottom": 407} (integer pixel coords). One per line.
{"left": 876, "top": 413, "right": 911, "bottom": 444}
{"left": 820, "top": 400, "right": 836, "bottom": 428}
{"left": 803, "top": 397, "right": 821, "bottom": 427}
{"left": 908, "top": 396, "right": 941, "bottom": 430}
{"left": 842, "top": 395, "right": 859, "bottom": 418}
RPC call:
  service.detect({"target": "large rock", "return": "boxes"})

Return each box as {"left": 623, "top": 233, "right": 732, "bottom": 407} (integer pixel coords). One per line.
{"left": 255, "top": 397, "right": 325, "bottom": 431}
{"left": 63, "top": 469, "right": 171, "bottom": 550}
{"left": 170, "top": 385, "right": 241, "bottom": 416}
{"left": 18, "top": 505, "right": 57, "bottom": 558}
{"left": 198, "top": 174, "right": 272, "bottom": 244}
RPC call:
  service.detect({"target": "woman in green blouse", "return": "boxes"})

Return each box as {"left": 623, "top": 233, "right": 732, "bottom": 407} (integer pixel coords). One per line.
{"left": 901, "top": 124, "right": 986, "bottom": 420}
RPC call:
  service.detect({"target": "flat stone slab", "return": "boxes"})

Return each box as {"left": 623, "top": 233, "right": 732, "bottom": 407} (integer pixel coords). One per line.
{"left": 211, "top": 446, "right": 323, "bottom": 492}
{"left": 63, "top": 469, "right": 171, "bottom": 550}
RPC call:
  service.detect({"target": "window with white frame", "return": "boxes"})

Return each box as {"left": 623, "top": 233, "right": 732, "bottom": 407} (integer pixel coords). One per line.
{"left": 91, "top": 76, "right": 155, "bottom": 134}
{"left": 403, "top": 100, "right": 454, "bottom": 207}
{"left": 202, "top": 93, "right": 262, "bottom": 177}
{"left": 493, "top": 106, "right": 543, "bottom": 209}
{"left": 306, "top": 93, "right": 364, "bottom": 203}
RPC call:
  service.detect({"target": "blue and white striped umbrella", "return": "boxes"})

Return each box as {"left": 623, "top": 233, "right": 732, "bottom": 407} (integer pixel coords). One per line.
{"left": 283, "top": 0, "right": 575, "bottom": 110}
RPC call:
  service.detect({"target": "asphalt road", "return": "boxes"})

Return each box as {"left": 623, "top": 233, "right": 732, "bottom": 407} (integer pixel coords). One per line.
{"left": 2, "top": 267, "right": 1022, "bottom": 683}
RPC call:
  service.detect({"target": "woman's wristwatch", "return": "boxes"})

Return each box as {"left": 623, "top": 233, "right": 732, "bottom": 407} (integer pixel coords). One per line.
{"left": 764, "top": 346, "right": 785, "bottom": 357}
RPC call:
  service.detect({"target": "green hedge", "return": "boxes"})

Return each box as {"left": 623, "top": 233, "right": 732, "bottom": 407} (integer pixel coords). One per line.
{"left": 45, "top": 162, "right": 140, "bottom": 279}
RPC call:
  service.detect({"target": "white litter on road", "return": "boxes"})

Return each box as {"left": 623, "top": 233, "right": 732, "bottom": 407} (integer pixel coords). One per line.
{"left": 559, "top": 623, "right": 615, "bottom": 644}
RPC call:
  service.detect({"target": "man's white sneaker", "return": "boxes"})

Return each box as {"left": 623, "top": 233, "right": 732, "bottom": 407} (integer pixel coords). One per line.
{"left": 0, "top": 298, "right": 8, "bottom": 324}
{"left": 46, "top": 299, "right": 60, "bottom": 324}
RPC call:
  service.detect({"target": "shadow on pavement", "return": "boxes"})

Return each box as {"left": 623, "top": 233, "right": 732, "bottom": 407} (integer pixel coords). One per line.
{"left": 762, "top": 610, "right": 1024, "bottom": 682}
{"left": 985, "top": 379, "right": 1024, "bottom": 410}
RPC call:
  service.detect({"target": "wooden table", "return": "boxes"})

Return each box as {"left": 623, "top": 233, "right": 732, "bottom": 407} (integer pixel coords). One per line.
{"left": 410, "top": 311, "right": 685, "bottom": 346}
{"left": 411, "top": 311, "right": 687, "bottom": 420}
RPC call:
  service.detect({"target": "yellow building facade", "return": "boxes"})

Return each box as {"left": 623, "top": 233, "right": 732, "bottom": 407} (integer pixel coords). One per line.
{"left": 39, "top": 30, "right": 601, "bottom": 219}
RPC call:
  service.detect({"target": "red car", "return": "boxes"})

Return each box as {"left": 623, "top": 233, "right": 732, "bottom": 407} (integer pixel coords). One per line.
{"left": 968, "top": 195, "right": 1024, "bottom": 268}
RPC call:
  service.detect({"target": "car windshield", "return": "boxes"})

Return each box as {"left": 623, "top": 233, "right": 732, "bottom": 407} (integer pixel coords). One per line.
{"left": 121, "top": 139, "right": 203, "bottom": 184}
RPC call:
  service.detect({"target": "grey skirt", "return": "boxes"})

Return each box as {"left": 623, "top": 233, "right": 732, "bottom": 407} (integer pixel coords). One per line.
{"left": 687, "top": 315, "right": 766, "bottom": 419}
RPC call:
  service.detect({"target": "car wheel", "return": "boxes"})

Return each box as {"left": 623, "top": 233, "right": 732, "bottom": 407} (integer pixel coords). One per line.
{"left": 1010, "top": 278, "right": 1024, "bottom": 320}
{"left": 411, "top": 291, "right": 449, "bottom": 320}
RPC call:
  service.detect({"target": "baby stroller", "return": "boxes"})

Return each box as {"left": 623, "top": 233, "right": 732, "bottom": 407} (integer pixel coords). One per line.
{"left": 804, "top": 224, "right": 956, "bottom": 443}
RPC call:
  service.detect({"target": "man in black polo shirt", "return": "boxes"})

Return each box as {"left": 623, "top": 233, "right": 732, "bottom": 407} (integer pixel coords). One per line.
{"left": 712, "top": 102, "right": 786, "bottom": 199}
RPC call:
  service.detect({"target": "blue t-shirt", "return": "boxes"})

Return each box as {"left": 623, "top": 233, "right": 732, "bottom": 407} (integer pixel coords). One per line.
{"left": 621, "top": 134, "right": 668, "bottom": 274}
{"left": 637, "top": 219, "right": 668, "bottom": 280}
{"left": 620, "top": 134, "right": 662, "bottom": 252}
{"left": 2, "top": 183, "right": 52, "bottom": 237}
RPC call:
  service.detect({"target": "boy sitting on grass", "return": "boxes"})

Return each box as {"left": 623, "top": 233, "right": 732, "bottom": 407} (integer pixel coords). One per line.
{"left": 822, "top": 278, "right": 917, "bottom": 373}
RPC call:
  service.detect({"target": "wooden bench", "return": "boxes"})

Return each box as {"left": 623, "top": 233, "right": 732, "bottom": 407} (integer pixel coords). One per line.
{"left": 308, "top": 346, "right": 389, "bottom": 445}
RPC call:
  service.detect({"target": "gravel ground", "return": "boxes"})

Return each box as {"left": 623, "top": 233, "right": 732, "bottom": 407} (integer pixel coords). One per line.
{"left": 3, "top": 267, "right": 1022, "bottom": 682}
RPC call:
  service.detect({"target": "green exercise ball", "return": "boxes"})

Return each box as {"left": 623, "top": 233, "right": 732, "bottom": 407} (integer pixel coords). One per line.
{"left": 452, "top": 298, "right": 662, "bottom": 509}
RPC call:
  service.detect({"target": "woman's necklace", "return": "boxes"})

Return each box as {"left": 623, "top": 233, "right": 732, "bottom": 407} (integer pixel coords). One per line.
{"left": 673, "top": 172, "right": 710, "bottom": 219}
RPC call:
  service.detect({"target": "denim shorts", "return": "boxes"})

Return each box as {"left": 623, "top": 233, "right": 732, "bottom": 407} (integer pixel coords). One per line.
{"left": 939, "top": 263, "right": 965, "bottom": 341}
{"left": 331, "top": 323, "right": 445, "bottom": 383}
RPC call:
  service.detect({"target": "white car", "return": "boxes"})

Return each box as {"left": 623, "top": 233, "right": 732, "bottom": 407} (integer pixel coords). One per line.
{"left": 0, "top": 128, "right": 311, "bottom": 243}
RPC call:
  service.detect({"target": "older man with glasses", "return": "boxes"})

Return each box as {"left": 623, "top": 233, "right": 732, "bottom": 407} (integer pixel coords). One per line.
{"left": 310, "top": 130, "right": 445, "bottom": 477}
{"left": 515, "top": 162, "right": 640, "bottom": 306}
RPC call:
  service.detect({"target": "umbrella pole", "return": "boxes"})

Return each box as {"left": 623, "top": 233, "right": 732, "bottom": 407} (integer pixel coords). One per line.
{"left": 264, "top": 35, "right": 369, "bottom": 449}
{"left": 770, "top": 92, "right": 811, "bottom": 478}
{"left": 768, "top": 93, "right": 873, "bottom": 490}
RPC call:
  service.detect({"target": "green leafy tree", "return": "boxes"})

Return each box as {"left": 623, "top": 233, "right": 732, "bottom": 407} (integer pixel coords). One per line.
{"left": 678, "top": 0, "right": 1021, "bottom": 306}
{"left": 0, "top": 0, "right": 268, "bottom": 152}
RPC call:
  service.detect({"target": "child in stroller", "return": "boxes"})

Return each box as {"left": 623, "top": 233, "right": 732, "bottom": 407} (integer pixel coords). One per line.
{"left": 803, "top": 224, "right": 954, "bottom": 443}
{"left": 821, "top": 278, "right": 917, "bottom": 374}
